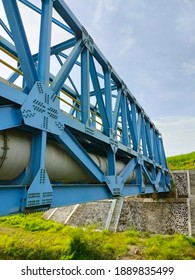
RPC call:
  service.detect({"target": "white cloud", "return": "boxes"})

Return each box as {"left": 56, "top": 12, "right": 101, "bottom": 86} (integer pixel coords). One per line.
{"left": 180, "top": 62, "right": 195, "bottom": 76}
{"left": 93, "top": 0, "right": 120, "bottom": 27}
{"left": 155, "top": 116, "right": 195, "bottom": 157}
{"left": 118, "top": 30, "right": 136, "bottom": 56}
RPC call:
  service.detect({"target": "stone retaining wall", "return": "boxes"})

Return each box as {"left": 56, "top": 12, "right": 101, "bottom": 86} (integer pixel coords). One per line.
{"left": 118, "top": 198, "right": 189, "bottom": 235}
{"left": 44, "top": 170, "right": 195, "bottom": 236}
{"left": 44, "top": 201, "right": 112, "bottom": 229}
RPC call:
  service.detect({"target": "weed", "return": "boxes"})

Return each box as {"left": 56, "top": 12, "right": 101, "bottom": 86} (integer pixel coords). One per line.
{"left": 0, "top": 213, "right": 195, "bottom": 260}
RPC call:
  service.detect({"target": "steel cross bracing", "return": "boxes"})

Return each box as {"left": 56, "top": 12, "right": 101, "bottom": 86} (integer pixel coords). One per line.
{"left": 0, "top": 0, "right": 170, "bottom": 216}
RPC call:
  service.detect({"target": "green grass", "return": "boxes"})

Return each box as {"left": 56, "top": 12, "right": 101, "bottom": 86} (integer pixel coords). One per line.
{"left": 144, "top": 234, "right": 195, "bottom": 260}
{"left": 0, "top": 212, "right": 195, "bottom": 260}
{"left": 167, "top": 151, "right": 195, "bottom": 170}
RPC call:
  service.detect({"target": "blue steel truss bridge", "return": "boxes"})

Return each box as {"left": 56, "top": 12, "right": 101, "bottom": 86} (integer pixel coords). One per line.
{"left": 0, "top": 0, "right": 170, "bottom": 216}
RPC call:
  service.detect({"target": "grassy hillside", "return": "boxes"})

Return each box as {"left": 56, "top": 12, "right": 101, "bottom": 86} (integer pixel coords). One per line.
{"left": 0, "top": 212, "right": 195, "bottom": 260}
{"left": 167, "top": 151, "right": 195, "bottom": 170}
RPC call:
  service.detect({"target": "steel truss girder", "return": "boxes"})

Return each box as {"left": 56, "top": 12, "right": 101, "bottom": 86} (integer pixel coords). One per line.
{"left": 0, "top": 0, "right": 170, "bottom": 216}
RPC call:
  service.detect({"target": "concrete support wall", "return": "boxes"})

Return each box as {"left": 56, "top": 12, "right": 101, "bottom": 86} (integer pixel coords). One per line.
{"left": 44, "top": 170, "right": 195, "bottom": 236}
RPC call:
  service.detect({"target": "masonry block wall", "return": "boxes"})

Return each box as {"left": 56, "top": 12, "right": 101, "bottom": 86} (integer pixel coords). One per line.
{"left": 188, "top": 170, "right": 195, "bottom": 236}
{"left": 117, "top": 171, "right": 194, "bottom": 236}
{"left": 118, "top": 198, "right": 189, "bottom": 234}
{"left": 44, "top": 170, "right": 195, "bottom": 236}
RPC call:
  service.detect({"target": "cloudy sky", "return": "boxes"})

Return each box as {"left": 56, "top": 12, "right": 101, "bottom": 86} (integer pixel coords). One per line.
{"left": 1, "top": 0, "right": 195, "bottom": 157}
{"left": 64, "top": 0, "right": 195, "bottom": 157}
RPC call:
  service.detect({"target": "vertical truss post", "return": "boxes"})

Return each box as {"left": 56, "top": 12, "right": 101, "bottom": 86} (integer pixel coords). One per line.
{"left": 121, "top": 92, "right": 128, "bottom": 146}
{"left": 104, "top": 70, "right": 113, "bottom": 129}
{"left": 25, "top": 0, "right": 53, "bottom": 209}
{"left": 25, "top": 129, "right": 52, "bottom": 208}
{"left": 136, "top": 161, "right": 145, "bottom": 193}
{"left": 38, "top": 0, "right": 53, "bottom": 85}
{"left": 104, "top": 68, "right": 116, "bottom": 175}
{"left": 81, "top": 47, "right": 90, "bottom": 124}
{"left": 141, "top": 115, "right": 147, "bottom": 157}
{"left": 153, "top": 130, "right": 160, "bottom": 164}
{"left": 104, "top": 67, "right": 121, "bottom": 196}
{"left": 137, "top": 111, "right": 142, "bottom": 153}
{"left": 159, "top": 137, "right": 167, "bottom": 168}
{"left": 131, "top": 102, "right": 138, "bottom": 144}
{"left": 145, "top": 121, "right": 153, "bottom": 159}
{"left": 30, "top": 130, "right": 47, "bottom": 176}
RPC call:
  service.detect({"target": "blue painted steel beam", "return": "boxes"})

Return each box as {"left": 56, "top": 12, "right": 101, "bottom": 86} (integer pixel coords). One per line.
{"left": 81, "top": 47, "right": 90, "bottom": 124}
{"left": 31, "top": 38, "right": 77, "bottom": 63}
{"left": 113, "top": 88, "right": 122, "bottom": 130}
{"left": 104, "top": 70, "right": 113, "bottom": 129}
{"left": 0, "top": 82, "right": 26, "bottom": 105}
{"left": 29, "top": 129, "right": 47, "bottom": 179}
{"left": 0, "top": 36, "right": 17, "bottom": 58}
{"left": 89, "top": 84, "right": 117, "bottom": 97}
{"left": 141, "top": 116, "right": 147, "bottom": 157}
{"left": 121, "top": 93, "right": 129, "bottom": 146}
{"left": 0, "top": 19, "right": 13, "bottom": 40}
{"left": 0, "top": 182, "right": 168, "bottom": 216}
{"left": 49, "top": 73, "right": 80, "bottom": 100}
{"left": 53, "top": 0, "right": 83, "bottom": 38}
{"left": 37, "top": 0, "right": 53, "bottom": 85}
{"left": 8, "top": 72, "right": 20, "bottom": 84}
{"left": 58, "top": 52, "right": 116, "bottom": 86}
{"left": 51, "top": 39, "right": 83, "bottom": 95}
{"left": 0, "top": 186, "right": 26, "bottom": 216}
{"left": 121, "top": 184, "right": 163, "bottom": 197}
{"left": 51, "top": 184, "right": 112, "bottom": 207}
{"left": 107, "top": 148, "right": 116, "bottom": 176}
{"left": 27, "top": 182, "right": 168, "bottom": 211}
{"left": 119, "top": 157, "right": 137, "bottom": 184}
{"left": 0, "top": 106, "right": 22, "bottom": 130}
{"left": 89, "top": 54, "right": 109, "bottom": 135}
{"left": 2, "top": 0, "right": 38, "bottom": 92}
{"left": 55, "top": 54, "right": 80, "bottom": 98}
{"left": 54, "top": 127, "right": 105, "bottom": 183}
{"left": 126, "top": 102, "right": 138, "bottom": 150}
{"left": 160, "top": 138, "right": 168, "bottom": 168}
{"left": 51, "top": 38, "right": 76, "bottom": 55}
{"left": 18, "top": 0, "right": 75, "bottom": 35}
{"left": 145, "top": 121, "right": 153, "bottom": 159}
{"left": 142, "top": 164, "right": 154, "bottom": 185}
{"left": 1, "top": 182, "right": 170, "bottom": 217}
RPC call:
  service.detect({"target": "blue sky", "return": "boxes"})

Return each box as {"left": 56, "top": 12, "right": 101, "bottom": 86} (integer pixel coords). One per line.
{"left": 1, "top": 0, "right": 195, "bottom": 157}
{"left": 65, "top": 0, "right": 195, "bottom": 156}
